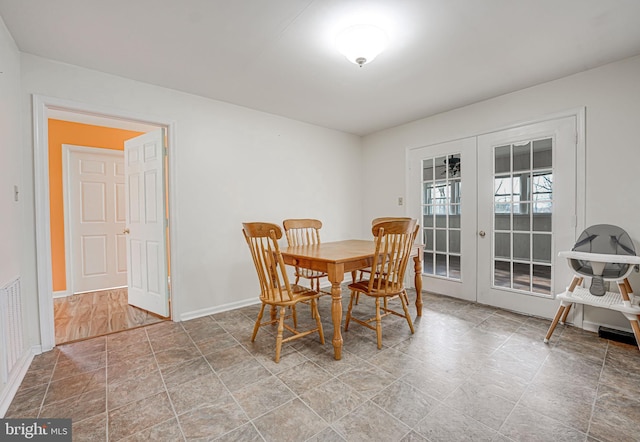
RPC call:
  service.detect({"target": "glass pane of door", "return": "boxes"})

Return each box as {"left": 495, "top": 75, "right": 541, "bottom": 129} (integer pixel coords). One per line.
{"left": 492, "top": 138, "right": 553, "bottom": 295}
{"left": 421, "top": 154, "right": 462, "bottom": 280}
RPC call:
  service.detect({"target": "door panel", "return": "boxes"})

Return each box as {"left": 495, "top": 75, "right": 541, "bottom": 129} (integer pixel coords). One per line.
{"left": 125, "top": 129, "right": 169, "bottom": 317}
{"left": 477, "top": 117, "right": 577, "bottom": 318}
{"left": 66, "top": 146, "right": 127, "bottom": 293}
{"left": 408, "top": 137, "right": 477, "bottom": 302}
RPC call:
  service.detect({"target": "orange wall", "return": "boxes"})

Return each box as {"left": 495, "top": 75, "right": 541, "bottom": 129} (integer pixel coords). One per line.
{"left": 49, "top": 119, "right": 144, "bottom": 292}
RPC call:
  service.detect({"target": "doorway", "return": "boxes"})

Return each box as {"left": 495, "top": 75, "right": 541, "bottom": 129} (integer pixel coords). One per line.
{"left": 33, "top": 95, "right": 179, "bottom": 351}
{"left": 408, "top": 112, "right": 584, "bottom": 320}
{"left": 57, "top": 143, "right": 167, "bottom": 344}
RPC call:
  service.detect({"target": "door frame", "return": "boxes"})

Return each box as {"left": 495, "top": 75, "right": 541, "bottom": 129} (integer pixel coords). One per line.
{"left": 62, "top": 145, "right": 127, "bottom": 297}
{"left": 405, "top": 107, "right": 586, "bottom": 320}
{"left": 33, "top": 94, "right": 180, "bottom": 351}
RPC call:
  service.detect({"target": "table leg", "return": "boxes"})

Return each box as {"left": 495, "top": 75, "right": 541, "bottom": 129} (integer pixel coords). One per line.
{"left": 328, "top": 264, "right": 345, "bottom": 360}
{"left": 413, "top": 252, "right": 423, "bottom": 316}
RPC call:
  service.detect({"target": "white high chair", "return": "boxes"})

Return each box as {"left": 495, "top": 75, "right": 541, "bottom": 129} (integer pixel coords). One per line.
{"left": 544, "top": 224, "right": 640, "bottom": 349}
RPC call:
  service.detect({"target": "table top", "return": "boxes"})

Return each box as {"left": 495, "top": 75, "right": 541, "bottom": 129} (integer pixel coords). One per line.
{"left": 282, "top": 239, "right": 376, "bottom": 264}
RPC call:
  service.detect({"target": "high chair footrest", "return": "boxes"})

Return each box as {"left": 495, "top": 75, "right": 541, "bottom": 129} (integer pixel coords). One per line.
{"left": 558, "top": 286, "right": 640, "bottom": 315}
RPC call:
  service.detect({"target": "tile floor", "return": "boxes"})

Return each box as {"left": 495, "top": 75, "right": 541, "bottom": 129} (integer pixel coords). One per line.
{"left": 6, "top": 288, "right": 640, "bottom": 441}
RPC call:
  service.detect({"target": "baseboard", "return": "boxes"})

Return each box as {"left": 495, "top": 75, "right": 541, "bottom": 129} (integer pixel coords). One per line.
{"left": 179, "top": 298, "right": 261, "bottom": 322}
{"left": 0, "top": 346, "right": 36, "bottom": 417}
{"left": 53, "top": 290, "right": 70, "bottom": 299}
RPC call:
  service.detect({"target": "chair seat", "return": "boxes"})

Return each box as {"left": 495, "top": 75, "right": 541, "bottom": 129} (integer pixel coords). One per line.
{"left": 348, "top": 278, "right": 402, "bottom": 297}
{"left": 261, "top": 284, "right": 323, "bottom": 306}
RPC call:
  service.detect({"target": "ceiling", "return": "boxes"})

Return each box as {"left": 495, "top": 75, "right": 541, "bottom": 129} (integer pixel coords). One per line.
{"left": 2, "top": 0, "right": 640, "bottom": 136}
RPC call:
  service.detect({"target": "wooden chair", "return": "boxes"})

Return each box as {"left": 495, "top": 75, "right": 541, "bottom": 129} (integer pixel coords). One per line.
{"left": 242, "top": 222, "right": 325, "bottom": 362}
{"left": 352, "top": 217, "right": 414, "bottom": 303}
{"left": 344, "top": 219, "right": 418, "bottom": 349}
{"left": 282, "top": 219, "right": 328, "bottom": 292}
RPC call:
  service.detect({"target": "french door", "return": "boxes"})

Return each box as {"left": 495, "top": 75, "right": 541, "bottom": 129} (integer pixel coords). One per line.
{"left": 409, "top": 116, "right": 578, "bottom": 318}
{"left": 477, "top": 117, "right": 577, "bottom": 318}
{"left": 407, "top": 137, "right": 477, "bottom": 302}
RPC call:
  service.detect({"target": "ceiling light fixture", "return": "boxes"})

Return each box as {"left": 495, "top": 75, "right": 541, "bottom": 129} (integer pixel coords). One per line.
{"left": 336, "top": 24, "right": 389, "bottom": 67}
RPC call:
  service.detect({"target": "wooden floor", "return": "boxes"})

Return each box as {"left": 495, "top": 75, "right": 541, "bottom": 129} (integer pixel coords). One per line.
{"left": 53, "top": 288, "right": 166, "bottom": 345}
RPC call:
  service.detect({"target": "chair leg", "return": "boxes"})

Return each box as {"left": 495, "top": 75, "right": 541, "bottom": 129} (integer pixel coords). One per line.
{"left": 400, "top": 291, "right": 415, "bottom": 334}
{"left": 344, "top": 291, "right": 356, "bottom": 331}
{"left": 310, "top": 278, "right": 318, "bottom": 319}
{"left": 275, "top": 306, "right": 286, "bottom": 363}
{"left": 310, "top": 300, "right": 316, "bottom": 319}
{"left": 544, "top": 304, "right": 567, "bottom": 343}
{"left": 557, "top": 276, "right": 581, "bottom": 326}
{"left": 312, "top": 299, "right": 325, "bottom": 344}
{"left": 375, "top": 298, "right": 382, "bottom": 349}
{"left": 292, "top": 305, "right": 298, "bottom": 329}
{"left": 560, "top": 303, "right": 572, "bottom": 324}
{"left": 631, "top": 316, "right": 640, "bottom": 352}
{"left": 252, "top": 304, "right": 265, "bottom": 341}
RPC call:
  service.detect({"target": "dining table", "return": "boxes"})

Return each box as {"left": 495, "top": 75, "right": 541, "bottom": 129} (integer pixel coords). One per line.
{"left": 281, "top": 239, "right": 423, "bottom": 360}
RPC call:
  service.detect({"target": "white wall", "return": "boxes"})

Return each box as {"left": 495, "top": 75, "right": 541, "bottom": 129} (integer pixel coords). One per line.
{"left": 362, "top": 54, "right": 640, "bottom": 330}
{"left": 0, "top": 15, "right": 24, "bottom": 413}
{"left": 0, "top": 16, "right": 21, "bottom": 296}
{"left": 20, "top": 54, "right": 363, "bottom": 325}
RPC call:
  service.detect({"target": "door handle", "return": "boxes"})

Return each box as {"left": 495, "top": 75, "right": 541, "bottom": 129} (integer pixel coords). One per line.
{"left": 479, "top": 230, "right": 486, "bottom": 238}
{"left": 123, "top": 228, "right": 130, "bottom": 234}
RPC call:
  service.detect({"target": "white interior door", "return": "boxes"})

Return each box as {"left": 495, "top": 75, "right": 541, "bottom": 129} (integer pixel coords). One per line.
{"left": 65, "top": 146, "right": 127, "bottom": 294}
{"left": 124, "top": 128, "right": 170, "bottom": 317}
{"left": 408, "top": 137, "right": 477, "bottom": 302}
{"left": 477, "top": 117, "right": 577, "bottom": 318}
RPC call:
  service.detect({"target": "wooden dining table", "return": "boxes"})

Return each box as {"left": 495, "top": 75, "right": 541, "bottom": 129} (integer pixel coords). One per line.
{"left": 281, "top": 239, "right": 423, "bottom": 360}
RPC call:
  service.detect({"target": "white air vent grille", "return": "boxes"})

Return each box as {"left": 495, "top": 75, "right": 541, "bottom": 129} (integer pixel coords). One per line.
{"left": 0, "top": 278, "right": 24, "bottom": 384}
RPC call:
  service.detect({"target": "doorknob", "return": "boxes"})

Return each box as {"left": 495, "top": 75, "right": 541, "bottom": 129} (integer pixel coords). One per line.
{"left": 123, "top": 228, "right": 130, "bottom": 234}
{"left": 479, "top": 230, "right": 486, "bottom": 238}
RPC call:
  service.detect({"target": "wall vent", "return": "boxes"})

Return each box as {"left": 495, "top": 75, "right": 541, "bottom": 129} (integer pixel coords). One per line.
{"left": 0, "top": 278, "right": 24, "bottom": 384}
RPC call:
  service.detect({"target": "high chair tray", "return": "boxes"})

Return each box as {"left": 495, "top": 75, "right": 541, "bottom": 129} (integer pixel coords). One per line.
{"left": 559, "top": 251, "right": 640, "bottom": 265}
